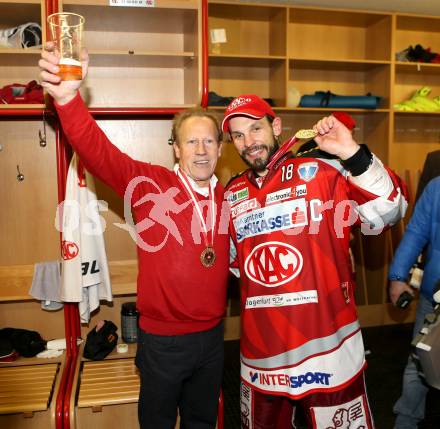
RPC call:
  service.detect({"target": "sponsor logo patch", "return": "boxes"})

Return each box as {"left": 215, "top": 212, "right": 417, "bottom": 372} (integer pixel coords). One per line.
{"left": 298, "top": 162, "right": 319, "bottom": 182}
{"left": 249, "top": 370, "right": 332, "bottom": 389}
{"left": 265, "top": 187, "right": 292, "bottom": 205}
{"left": 244, "top": 241, "right": 303, "bottom": 287}
{"left": 227, "top": 180, "right": 247, "bottom": 191}
{"left": 295, "top": 184, "right": 307, "bottom": 197}
{"left": 227, "top": 187, "right": 249, "bottom": 206}
{"left": 240, "top": 382, "right": 252, "bottom": 428}
{"left": 233, "top": 199, "right": 308, "bottom": 242}
{"left": 245, "top": 290, "right": 318, "bottom": 308}
{"left": 231, "top": 198, "right": 258, "bottom": 218}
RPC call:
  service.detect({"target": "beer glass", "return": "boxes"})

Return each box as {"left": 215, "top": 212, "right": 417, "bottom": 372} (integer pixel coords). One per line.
{"left": 47, "top": 12, "right": 84, "bottom": 81}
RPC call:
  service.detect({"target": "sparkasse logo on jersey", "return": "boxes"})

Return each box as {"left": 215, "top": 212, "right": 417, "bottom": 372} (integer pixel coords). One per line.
{"left": 244, "top": 241, "right": 303, "bottom": 287}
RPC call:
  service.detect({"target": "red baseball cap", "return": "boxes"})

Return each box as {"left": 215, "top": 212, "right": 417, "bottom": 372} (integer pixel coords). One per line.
{"left": 222, "top": 94, "right": 276, "bottom": 133}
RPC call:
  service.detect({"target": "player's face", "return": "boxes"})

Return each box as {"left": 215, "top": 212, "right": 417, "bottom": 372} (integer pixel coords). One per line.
{"left": 174, "top": 116, "right": 222, "bottom": 187}
{"left": 229, "top": 116, "right": 280, "bottom": 174}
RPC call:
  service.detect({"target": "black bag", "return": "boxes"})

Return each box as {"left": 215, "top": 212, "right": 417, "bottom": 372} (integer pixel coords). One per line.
{"left": 0, "top": 328, "right": 46, "bottom": 357}
{"left": 83, "top": 320, "right": 118, "bottom": 360}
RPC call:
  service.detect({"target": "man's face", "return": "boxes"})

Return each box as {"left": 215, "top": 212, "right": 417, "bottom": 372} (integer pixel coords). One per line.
{"left": 173, "top": 116, "right": 222, "bottom": 187}
{"left": 228, "top": 116, "right": 281, "bottom": 174}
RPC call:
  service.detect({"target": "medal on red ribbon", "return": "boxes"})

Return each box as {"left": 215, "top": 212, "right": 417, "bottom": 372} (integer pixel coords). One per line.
{"left": 176, "top": 168, "right": 216, "bottom": 268}
{"left": 200, "top": 246, "right": 216, "bottom": 268}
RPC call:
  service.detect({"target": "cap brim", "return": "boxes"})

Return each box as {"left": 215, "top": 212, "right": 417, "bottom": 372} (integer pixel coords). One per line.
{"left": 221, "top": 110, "right": 266, "bottom": 133}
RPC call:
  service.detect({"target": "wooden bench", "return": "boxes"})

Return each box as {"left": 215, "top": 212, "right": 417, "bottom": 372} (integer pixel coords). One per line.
{"left": 0, "top": 361, "right": 62, "bottom": 429}
{"left": 0, "top": 263, "right": 67, "bottom": 429}
{"left": 73, "top": 350, "right": 148, "bottom": 429}
{"left": 78, "top": 358, "right": 140, "bottom": 410}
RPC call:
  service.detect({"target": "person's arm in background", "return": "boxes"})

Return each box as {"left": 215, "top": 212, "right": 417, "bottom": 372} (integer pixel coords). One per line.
{"left": 415, "top": 150, "right": 440, "bottom": 202}
{"left": 388, "top": 180, "right": 434, "bottom": 304}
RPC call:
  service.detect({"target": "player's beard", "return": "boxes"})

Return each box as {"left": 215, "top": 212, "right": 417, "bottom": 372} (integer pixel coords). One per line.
{"left": 240, "top": 136, "right": 279, "bottom": 173}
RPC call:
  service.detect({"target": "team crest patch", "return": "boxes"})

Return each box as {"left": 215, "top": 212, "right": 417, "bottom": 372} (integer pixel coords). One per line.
{"left": 298, "top": 162, "right": 319, "bottom": 182}
{"left": 244, "top": 241, "right": 303, "bottom": 287}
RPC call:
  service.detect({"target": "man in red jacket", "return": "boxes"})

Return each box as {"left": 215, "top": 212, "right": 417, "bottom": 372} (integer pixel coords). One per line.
{"left": 39, "top": 44, "right": 229, "bottom": 429}
{"left": 223, "top": 95, "right": 408, "bottom": 428}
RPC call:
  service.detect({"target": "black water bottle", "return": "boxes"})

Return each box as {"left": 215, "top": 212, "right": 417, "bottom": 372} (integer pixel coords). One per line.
{"left": 121, "top": 302, "right": 138, "bottom": 343}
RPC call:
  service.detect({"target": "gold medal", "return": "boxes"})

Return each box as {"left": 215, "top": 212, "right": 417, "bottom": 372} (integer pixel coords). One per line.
{"left": 294, "top": 129, "right": 317, "bottom": 140}
{"left": 200, "top": 246, "right": 216, "bottom": 268}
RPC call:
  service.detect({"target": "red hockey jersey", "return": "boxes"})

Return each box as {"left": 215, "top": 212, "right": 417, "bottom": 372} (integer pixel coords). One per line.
{"left": 227, "top": 138, "right": 407, "bottom": 399}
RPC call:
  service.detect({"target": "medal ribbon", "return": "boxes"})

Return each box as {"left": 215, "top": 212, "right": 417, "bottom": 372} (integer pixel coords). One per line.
{"left": 176, "top": 168, "right": 216, "bottom": 248}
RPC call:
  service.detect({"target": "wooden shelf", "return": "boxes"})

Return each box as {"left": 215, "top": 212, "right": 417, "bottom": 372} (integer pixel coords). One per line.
{"left": 209, "top": 54, "right": 286, "bottom": 107}
{"left": 0, "top": 1, "right": 44, "bottom": 99}
{"left": 57, "top": 1, "right": 201, "bottom": 107}
{"left": 0, "top": 48, "right": 41, "bottom": 55}
{"left": 288, "top": 6, "right": 392, "bottom": 62}
{"left": 0, "top": 260, "right": 137, "bottom": 302}
{"left": 394, "top": 110, "right": 440, "bottom": 116}
{"left": 82, "top": 342, "right": 137, "bottom": 361}
{"left": 89, "top": 50, "right": 195, "bottom": 57}
{"left": 291, "top": 58, "right": 391, "bottom": 70}
{"left": 0, "top": 0, "right": 40, "bottom": 3}
{"left": 395, "top": 14, "right": 440, "bottom": 57}
{"left": 0, "top": 354, "right": 64, "bottom": 367}
{"left": 282, "top": 107, "right": 390, "bottom": 113}
{"left": 209, "top": 106, "right": 389, "bottom": 113}
{"left": 0, "top": 104, "right": 45, "bottom": 109}
{"left": 88, "top": 53, "right": 196, "bottom": 69}
{"left": 395, "top": 61, "right": 440, "bottom": 74}
{"left": 0, "top": 2, "right": 42, "bottom": 25}
{"left": 209, "top": 53, "right": 286, "bottom": 61}
{"left": 209, "top": 55, "right": 285, "bottom": 67}
{"left": 63, "top": 0, "right": 198, "bottom": 8}
{"left": 208, "top": 2, "right": 286, "bottom": 57}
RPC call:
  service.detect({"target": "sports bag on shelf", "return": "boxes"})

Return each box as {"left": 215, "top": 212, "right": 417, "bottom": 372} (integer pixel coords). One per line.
{"left": 299, "top": 91, "right": 381, "bottom": 109}
{"left": 0, "top": 80, "right": 44, "bottom": 104}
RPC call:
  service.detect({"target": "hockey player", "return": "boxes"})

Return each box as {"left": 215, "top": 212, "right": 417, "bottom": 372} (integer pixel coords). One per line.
{"left": 223, "top": 95, "right": 408, "bottom": 429}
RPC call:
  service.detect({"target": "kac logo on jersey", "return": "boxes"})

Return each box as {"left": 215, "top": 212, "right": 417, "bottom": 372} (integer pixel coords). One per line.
{"left": 61, "top": 240, "right": 79, "bottom": 260}
{"left": 244, "top": 241, "right": 303, "bottom": 287}
{"left": 298, "top": 162, "right": 319, "bottom": 182}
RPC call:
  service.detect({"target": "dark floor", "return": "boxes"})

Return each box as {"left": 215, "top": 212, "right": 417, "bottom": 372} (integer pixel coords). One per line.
{"left": 222, "top": 323, "right": 440, "bottom": 429}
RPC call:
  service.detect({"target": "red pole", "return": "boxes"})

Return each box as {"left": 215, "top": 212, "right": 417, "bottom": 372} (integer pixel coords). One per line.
{"left": 55, "top": 125, "right": 71, "bottom": 429}
{"left": 218, "top": 388, "right": 224, "bottom": 429}
{"left": 200, "top": 0, "right": 209, "bottom": 108}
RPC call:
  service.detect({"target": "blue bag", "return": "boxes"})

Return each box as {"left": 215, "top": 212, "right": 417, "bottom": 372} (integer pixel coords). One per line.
{"left": 299, "top": 91, "right": 381, "bottom": 109}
